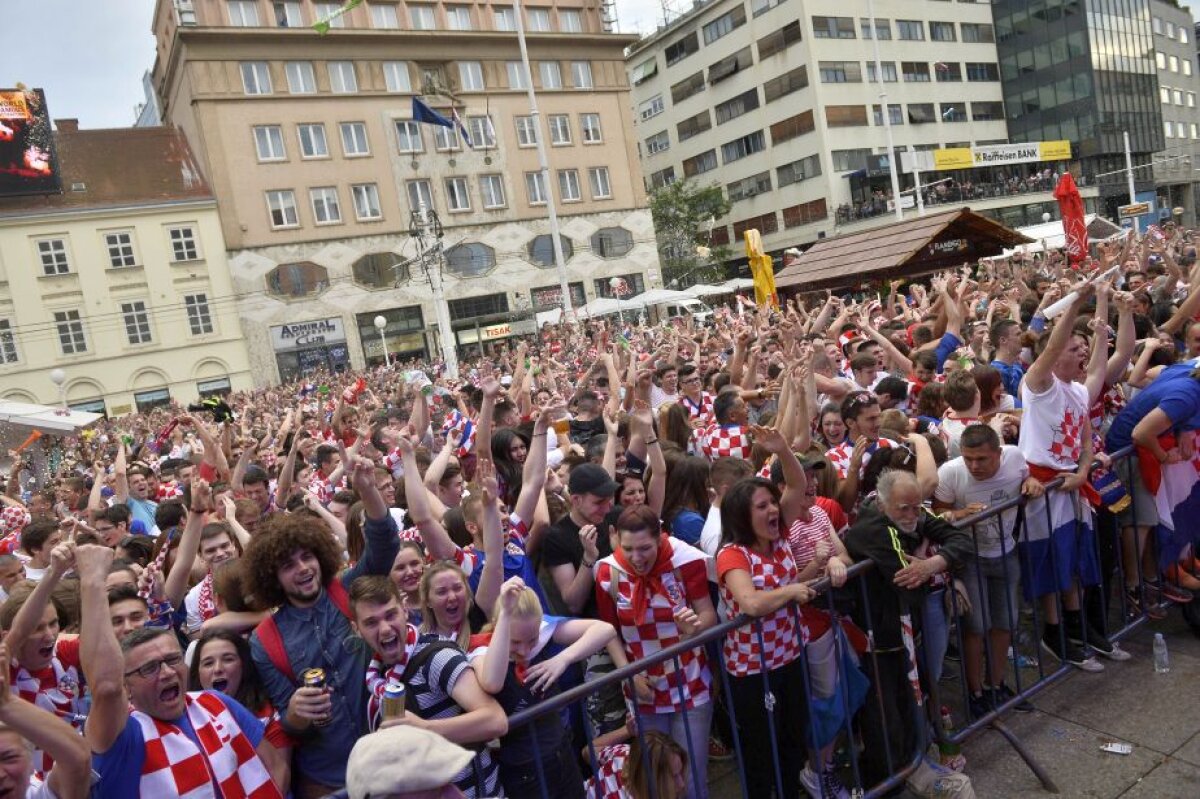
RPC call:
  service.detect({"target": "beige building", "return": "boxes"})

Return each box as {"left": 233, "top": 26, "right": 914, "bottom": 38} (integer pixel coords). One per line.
{"left": 0, "top": 124, "right": 253, "bottom": 415}
{"left": 151, "top": 0, "right": 659, "bottom": 384}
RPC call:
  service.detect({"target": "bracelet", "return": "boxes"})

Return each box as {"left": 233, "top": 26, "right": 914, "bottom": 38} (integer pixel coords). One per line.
{"left": 532, "top": 432, "right": 547, "bottom": 438}
{"left": 190, "top": 507, "right": 207, "bottom": 513}
{"left": 644, "top": 438, "right": 658, "bottom": 445}
{"left": 582, "top": 560, "right": 596, "bottom": 569}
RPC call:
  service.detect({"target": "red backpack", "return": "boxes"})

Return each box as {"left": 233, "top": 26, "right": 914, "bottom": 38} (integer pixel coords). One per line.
{"left": 255, "top": 579, "right": 352, "bottom": 683}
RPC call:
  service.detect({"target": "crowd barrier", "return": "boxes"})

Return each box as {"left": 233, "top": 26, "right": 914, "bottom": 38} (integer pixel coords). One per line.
{"left": 328, "top": 446, "right": 1189, "bottom": 798}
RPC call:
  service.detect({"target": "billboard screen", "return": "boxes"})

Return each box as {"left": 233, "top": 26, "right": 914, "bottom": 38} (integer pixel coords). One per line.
{"left": 0, "top": 88, "right": 61, "bottom": 198}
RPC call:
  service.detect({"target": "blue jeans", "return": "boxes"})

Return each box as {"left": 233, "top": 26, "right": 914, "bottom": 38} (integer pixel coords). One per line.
{"left": 920, "top": 588, "right": 949, "bottom": 685}
{"left": 640, "top": 700, "right": 714, "bottom": 799}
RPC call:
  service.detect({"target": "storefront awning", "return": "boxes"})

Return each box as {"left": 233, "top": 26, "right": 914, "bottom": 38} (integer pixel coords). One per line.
{"left": 774, "top": 208, "right": 1033, "bottom": 292}
{"left": 631, "top": 58, "right": 658, "bottom": 85}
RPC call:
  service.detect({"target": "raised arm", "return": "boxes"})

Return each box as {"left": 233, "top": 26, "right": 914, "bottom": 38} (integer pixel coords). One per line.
{"left": 474, "top": 461, "right": 505, "bottom": 621}
{"left": 4, "top": 536, "right": 74, "bottom": 657}
{"left": 753, "top": 425, "right": 807, "bottom": 522}
{"left": 397, "top": 430, "right": 459, "bottom": 562}
{"left": 1025, "top": 281, "right": 1094, "bottom": 394}
{"left": 475, "top": 578, "right": 525, "bottom": 694}
{"left": 76, "top": 544, "right": 126, "bottom": 755}
{"left": 113, "top": 443, "right": 129, "bottom": 504}
{"left": 163, "top": 480, "right": 210, "bottom": 609}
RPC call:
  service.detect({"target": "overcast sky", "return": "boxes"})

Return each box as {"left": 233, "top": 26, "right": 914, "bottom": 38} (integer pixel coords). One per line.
{"left": 0, "top": 0, "right": 663, "bottom": 130}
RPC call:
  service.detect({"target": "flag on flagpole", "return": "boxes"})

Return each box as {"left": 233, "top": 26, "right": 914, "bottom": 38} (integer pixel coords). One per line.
{"left": 451, "top": 108, "right": 474, "bottom": 149}
{"left": 412, "top": 97, "right": 454, "bottom": 128}
{"left": 312, "top": 0, "right": 363, "bottom": 34}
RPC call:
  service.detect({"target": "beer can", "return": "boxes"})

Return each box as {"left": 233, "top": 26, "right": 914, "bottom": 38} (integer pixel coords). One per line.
{"left": 382, "top": 680, "right": 406, "bottom": 720}
{"left": 302, "top": 668, "right": 326, "bottom": 689}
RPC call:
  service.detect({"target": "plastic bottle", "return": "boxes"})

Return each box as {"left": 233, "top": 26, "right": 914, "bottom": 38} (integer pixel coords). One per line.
{"left": 1153, "top": 633, "right": 1170, "bottom": 674}
{"left": 937, "top": 706, "right": 962, "bottom": 763}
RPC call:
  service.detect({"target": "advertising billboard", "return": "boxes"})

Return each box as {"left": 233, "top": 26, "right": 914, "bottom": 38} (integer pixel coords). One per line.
{"left": 0, "top": 88, "right": 61, "bottom": 198}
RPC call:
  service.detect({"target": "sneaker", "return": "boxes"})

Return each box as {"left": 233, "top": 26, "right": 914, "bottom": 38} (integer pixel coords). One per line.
{"left": 993, "top": 682, "right": 1035, "bottom": 713}
{"left": 1148, "top": 579, "right": 1194, "bottom": 605}
{"left": 708, "top": 736, "right": 733, "bottom": 761}
{"left": 799, "top": 764, "right": 821, "bottom": 799}
{"left": 967, "top": 691, "right": 993, "bottom": 721}
{"left": 1125, "top": 586, "right": 1167, "bottom": 620}
{"left": 819, "top": 767, "right": 851, "bottom": 799}
{"left": 1041, "top": 627, "right": 1105, "bottom": 672}
{"left": 1066, "top": 617, "right": 1127, "bottom": 661}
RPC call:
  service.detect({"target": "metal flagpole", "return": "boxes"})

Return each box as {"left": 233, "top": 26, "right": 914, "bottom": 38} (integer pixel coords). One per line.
{"left": 512, "top": 0, "right": 574, "bottom": 314}
{"left": 867, "top": 0, "right": 903, "bottom": 220}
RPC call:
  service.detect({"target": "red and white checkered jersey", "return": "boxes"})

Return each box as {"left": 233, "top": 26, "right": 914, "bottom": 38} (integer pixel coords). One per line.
{"left": 595, "top": 540, "right": 712, "bottom": 714}
{"left": 398, "top": 526, "right": 477, "bottom": 575}
{"left": 585, "top": 744, "right": 630, "bottom": 799}
{"left": 680, "top": 392, "right": 714, "bottom": 425}
{"left": 786, "top": 506, "right": 834, "bottom": 572}
{"left": 156, "top": 481, "right": 183, "bottom": 501}
{"left": 699, "top": 423, "right": 753, "bottom": 461}
{"left": 825, "top": 437, "right": 894, "bottom": 480}
{"left": 308, "top": 473, "right": 335, "bottom": 505}
{"left": 716, "top": 540, "right": 803, "bottom": 676}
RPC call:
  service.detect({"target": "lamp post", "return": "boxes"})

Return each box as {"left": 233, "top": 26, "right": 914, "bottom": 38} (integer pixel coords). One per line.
{"left": 409, "top": 203, "right": 459, "bottom": 378}
{"left": 373, "top": 315, "right": 390, "bottom": 368}
{"left": 48, "top": 368, "right": 68, "bottom": 415}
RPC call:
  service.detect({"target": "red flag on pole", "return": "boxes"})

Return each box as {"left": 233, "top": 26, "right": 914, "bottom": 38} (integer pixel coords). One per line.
{"left": 1053, "top": 172, "right": 1087, "bottom": 268}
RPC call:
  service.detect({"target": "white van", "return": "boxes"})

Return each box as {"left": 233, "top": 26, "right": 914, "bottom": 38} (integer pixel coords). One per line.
{"left": 660, "top": 297, "right": 714, "bottom": 324}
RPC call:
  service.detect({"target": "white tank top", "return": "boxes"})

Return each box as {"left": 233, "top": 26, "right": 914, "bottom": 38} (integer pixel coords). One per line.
{"left": 1019, "top": 374, "right": 1088, "bottom": 471}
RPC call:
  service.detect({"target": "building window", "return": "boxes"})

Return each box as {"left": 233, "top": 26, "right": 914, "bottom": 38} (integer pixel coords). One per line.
{"left": 370, "top": 3, "right": 398, "bottom": 28}
{"left": 37, "top": 238, "right": 70, "bottom": 275}
{"left": 548, "top": 114, "right": 571, "bottom": 145}
{"left": 528, "top": 234, "right": 573, "bottom": 266}
{"left": 266, "top": 190, "right": 300, "bottom": 228}
{"left": 329, "top": 61, "right": 358, "bottom": 93}
{"left": 1189, "top": 92, "right": 1197, "bottom": 108}
{"left": 407, "top": 179, "right": 434, "bottom": 214}
{"left": 434, "top": 124, "right": 461, "bottom": 151}
{"left": 965, "top": 62, "right": 999, "bottom": 81}
{"left": 726, "top": 171, "right": 771, "bottom": 202}
{"left": 872, "top": 104, "right": 904, "bottom": 126}
{"left": 1161, "top": 86, "right": 1172, "bottom": 104}
{"left": 121, "top": 301, "right": 153, "bottom": 345}
{"left": 896, "top": 20, "right": 924, "bottom": 40}
{"left": 54, "top": 310, "right": 87, "bottom": 354}
{"left": 929, "top": 21, "right": 956, "bottom": 42}
{"left": 826, "top": 105, "right": 869, "bottom": 127}
{"left": 515, "top": 116, "right": 538, "bottom": 146}
{"left": 580, "top": 113, "right": 602, "bottom": 143}
{"left": 314, "top": 2, "right": 346, "bottom": 27}
{"left": 677, "top": 110, "right": 712, "bottom": 141}
{"left": 594, "top": 273, "right": 644, "bottom": 298}
{"left": 445, "top": 177, "right": 471, "bottom": 211}
{"left": 935, "top": 62, "right": 962, "bottom": 82}
{"left": 633, "top": 57, "right": 662, "bottom": 87}
{"left": 445, "top": 5, "right": 472, "bottom": 29}
{"left": 468, "top": 116, "right": 497, "bottom": 148}
{"left": 776, "top": 154, "right": 821, "bottom": 187}
{"left": 227, "top": 1, "right": 259, "bottom": 26}
{"left": 105, "top": 231, "right": 137, "bottom": 268}
{"left": 940, "top": 103, "right": 965, "bottom": 122}
{"left": 714, "top": 89, "right": 760, "bottom": 124}
{"left": 506, "top": 61, "right": 530, "bottom": 90}
{"left": 531, "top": 282, "right": 586, "bottom": 310}
{"left": 860, "top": 18, "right": 890, "bottom": 39}
{"left": 253, "top": 125, "right": 286, "bottom": 161}
{"left": 1182, "top": 27, "right": 1190, "bottom": 44}
{"left": 720, "top": 130, "right": 766, "bottom": 164}
{"left": 558, "top": 169, "right": 582, "bottom": 202}
{"left": 339, "top": 122, "right": 370, "bottom": 156}
{"left": 640, "top": 95, "right": 665, "bottom": 121}
{"left": 812, "top": 16, "right": 855, "bottom": 39}
{"left": 769, "top": 110, "right": 815, "bottom": 144}
{"left": 763, "top": 65, "right": 808, "bottom": 103}
{"left": 1185, "top": 60, "right": 1193, "bottom": 77}
{"left": 0, "top": 320, "right": 17, "bottom": 363}
{"left": 960, "top": 23, "right": 994, "bottom": 43}
{"left": 310, "top": 187, "right": 342, "bottom": 224}
{"left": 410, "top": 4, "right": 435, "bottom": 30}
{"left": 571, "top": 61, "right": 593, "bottom": 89}
{"left": 591, "top": 227, "right": 632, "bottom": 257}
{"left": 867, "top": 62, "right": 898, "bottom": 82}
{"left": 455, "top": 61, "right": 483, "bottom": 91}
{"left": 274, "top": 1, "right": 303, "bottom": 27}
{"left": 480, "top": 174, "right": 507, "bottom": 208}
{"left": 539, "top": 61, "right": 562, "bottom": 89}
{"left": 1174, "top": 89, "right": 1185, "bottom": 105}
{"left": 671, "top": 72, "right": 706, "bottom": 104}
{"left": 732, "top": 212, "right": 778, "bottom": 238}
{"left": 902, "top": 62, "right": 930, "bottom": 82}
{"left": 703, "top": 6, "right": 747, "bottom": 44}
{"left": 168, "top": 226, "right": 199, "bottom": 261}
{"left": 448, "top": 292, "right": 509, "bottom": 321}
{"left": 384, "top": 61, "right": 412, "bottom": 92}
{"left": 819, "top": 61, "right": 862, "bottom": 83}
{"left": 682, "top": 150, "right": 717, "bottom": 177}
{"left": 298, "top": 123, "right": 329, "bottom": 158}
{"left": 1166, "top": 120, "right": 1175, "bottom": 139}
{"left": 1153, "top": 16, "right": 1163, "bottom": 35}
{"left": 665, "top": 32, "right": 699, "bottom": 65}
{"left": 970, "top": 101, "right": 1004, "bottom": 121}
{"left": 351, "top": 183, "right": 383, "bottom": 220}
{"left": 285, "top": 61, "right": 316, "bottom": 93}
{"left": 758, "top": 20, "right": 802, "bottom": 59}
{"left": 645, "top": 131, "right": 670, "bottom": 155}
{"left": 649, "top": 167, "right": 676, "bottom": 189}
{"left": 395, "top": 120, "right": 423, "bottom": 153}
{"left": 589, "top": 167, "right": 612, "bottom": 199}
{"left": 1171, "top": 55, "right": 1180, "bottom": 72}
{"left": 267, "top": 262, "right": 328, "bottom": 297}
{"left": 527, "top": 7, "right": 551, "bottom": 32}
{"left": 494, "top": 8, "right": 515, "bottom": 30}
{"left": 907, "top": 103, "right": 936, "bottom": 124}
{"left": 241, "top": 62, "right": 272, "bottom": 94}
{"left": 183, "top": 294, "right": 214, "bottom": 335}
{"left": 782, "top": 199, "right": 828, "bottom": 228}
{"left": 1157, "top": 52, "right": 1167, "bottom": 70}
{"left": 526, "top": 172, "right": 548, "bottom": 205}
{"left": 445, "top": 243, "right": 497, "bottom": 277}
{"left": 561, "top": 8, "right": 583, "bottom": 31}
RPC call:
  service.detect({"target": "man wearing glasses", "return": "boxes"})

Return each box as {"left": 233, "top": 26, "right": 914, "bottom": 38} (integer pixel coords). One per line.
{"left": 77, "top": 544, "right": 286, "bottom": 798}
{"left": 677, "top": 364, "right": 713, "bottom": 425}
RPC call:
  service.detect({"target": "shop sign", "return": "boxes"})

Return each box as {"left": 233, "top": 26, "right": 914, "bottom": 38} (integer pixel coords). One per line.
{"left": 271, "top": 318, "right": 346, "bottom": 351}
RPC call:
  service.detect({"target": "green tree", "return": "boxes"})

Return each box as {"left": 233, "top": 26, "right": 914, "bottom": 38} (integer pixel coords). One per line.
{"left": 648, "top": 179, "right": 732, "bottom": 288}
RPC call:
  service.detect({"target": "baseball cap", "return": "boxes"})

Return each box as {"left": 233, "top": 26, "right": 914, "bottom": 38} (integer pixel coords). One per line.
{"left": 568, "top": 463, "right": 620, "bottom": 497}
{"left": 346, "top": 726, "right": 474, "bottom": 799}
{"left": 798, "top": 455, "right": 827, "bottom": 471}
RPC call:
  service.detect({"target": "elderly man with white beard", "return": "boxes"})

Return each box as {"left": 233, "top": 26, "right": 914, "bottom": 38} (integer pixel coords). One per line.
{"left": 843, "top": 470, "right": 973, "bottom": 788}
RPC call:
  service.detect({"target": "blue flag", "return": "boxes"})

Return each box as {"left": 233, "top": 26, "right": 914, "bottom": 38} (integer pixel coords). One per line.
{"left": 412, "top": 97, "right": 454, "bottom": 128}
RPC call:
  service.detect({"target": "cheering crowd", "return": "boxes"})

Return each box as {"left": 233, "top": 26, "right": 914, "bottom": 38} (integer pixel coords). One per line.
{"left": 1, "top": 224, "right": 1199, "bottom": 799}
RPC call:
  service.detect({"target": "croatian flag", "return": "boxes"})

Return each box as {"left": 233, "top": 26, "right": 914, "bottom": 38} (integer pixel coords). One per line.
{"left": 1144, "top": 448, "right": 1200, "bottom": 569}
{"left": 451, "top": 108, "right": 473, "bottom": 149}
{"left": 440, "top": 409, "right": 477, "bottom": 459}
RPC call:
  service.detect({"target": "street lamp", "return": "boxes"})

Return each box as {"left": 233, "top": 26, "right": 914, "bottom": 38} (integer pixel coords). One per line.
{"left": 373, "top": 315, "right": 390, "bottom": 368}
{"left": 48, "top": 368, "right": 68, "bottom": 415}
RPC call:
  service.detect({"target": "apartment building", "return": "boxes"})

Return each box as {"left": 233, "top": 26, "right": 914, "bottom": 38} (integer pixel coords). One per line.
{"left": 150, "top": 0, "right": 659, "bottom": 384}
{"left": 624, "top": 0, "right": 1054, "bottom": 257}
{"left": 0, "top": 125, "right": 252, "bottom": 415}
{"left": 1151, "top": 0, "right": 1200, "bottom": 225}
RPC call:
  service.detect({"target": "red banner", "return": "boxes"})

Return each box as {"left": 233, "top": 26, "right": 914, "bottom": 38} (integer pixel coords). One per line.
{"left": 1053, "top": 173, "right": 1087, "bottom": 268}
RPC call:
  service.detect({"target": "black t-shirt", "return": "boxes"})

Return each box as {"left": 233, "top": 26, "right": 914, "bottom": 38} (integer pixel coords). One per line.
{"left": 539, "top": 514, "right": 612, "bottom": 617}
{"left": 569, "top": 417, "right": 605, "bottom": 445}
